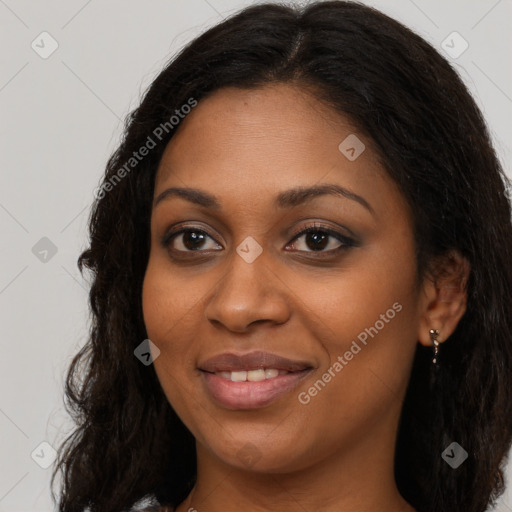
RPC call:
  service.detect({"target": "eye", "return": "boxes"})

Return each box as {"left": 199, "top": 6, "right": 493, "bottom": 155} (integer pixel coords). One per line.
{"left": 162, "top": 228, "right": 222, "bottom": 253}
{"left": 286, "top": 223, "right": 355, "bottom": 254}
{"left": 161, "top": 222, "right": 356, "bottom": 256}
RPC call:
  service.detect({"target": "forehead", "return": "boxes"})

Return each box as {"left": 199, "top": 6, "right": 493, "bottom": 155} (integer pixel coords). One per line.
{"left": 152, "top": 83, "right": 405, "bottom": 222}
{"left": 156, "top": 84, "right": 381, "bottom": 184}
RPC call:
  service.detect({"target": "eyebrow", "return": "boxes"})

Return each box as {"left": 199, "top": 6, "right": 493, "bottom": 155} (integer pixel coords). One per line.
{"left": 153, "top": 184, "right": 375, "bottom": 216}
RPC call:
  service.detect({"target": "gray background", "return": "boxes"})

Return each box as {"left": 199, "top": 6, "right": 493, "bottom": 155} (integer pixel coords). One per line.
{"left": 1, "top": 0, "right": 511, "bottom": 510}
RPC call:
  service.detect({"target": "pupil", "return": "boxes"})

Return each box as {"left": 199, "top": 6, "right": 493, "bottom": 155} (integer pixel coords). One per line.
{"left": 184, "top": 232, "right": 205, "bottom": 250}
{"left": 306, "top": 232, "right": 328, "bottom": 251}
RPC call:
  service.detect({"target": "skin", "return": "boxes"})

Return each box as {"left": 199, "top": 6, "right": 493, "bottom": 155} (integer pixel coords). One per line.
{"left": 142, "top": 83, "right": 468, "bottom": 512}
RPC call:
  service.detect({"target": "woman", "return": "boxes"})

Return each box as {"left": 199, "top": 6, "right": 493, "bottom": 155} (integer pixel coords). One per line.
{"left": 51, "top": 2, "right": 512, "bottom": 511}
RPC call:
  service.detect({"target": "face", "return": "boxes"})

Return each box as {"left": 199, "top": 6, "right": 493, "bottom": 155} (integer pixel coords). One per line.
{"left": 142, "top": 83, "right": 424, "bottom": 474}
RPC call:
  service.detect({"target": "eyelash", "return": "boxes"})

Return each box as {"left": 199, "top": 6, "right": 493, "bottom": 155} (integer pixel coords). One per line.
{"left": 161, "top": 222, "right": 357, "bottom": 258}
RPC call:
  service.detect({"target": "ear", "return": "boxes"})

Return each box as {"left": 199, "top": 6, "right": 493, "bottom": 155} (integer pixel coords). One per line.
{"left": 417, "top": 250, "right": 470, "bottom": 347}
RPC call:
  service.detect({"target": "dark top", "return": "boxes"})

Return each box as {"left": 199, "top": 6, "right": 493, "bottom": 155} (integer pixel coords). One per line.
{"left": 134, "top": 506, "right": 174, "bottom": 512}
{"left": 133, "top": 505, "right": 175, "bottom": 512}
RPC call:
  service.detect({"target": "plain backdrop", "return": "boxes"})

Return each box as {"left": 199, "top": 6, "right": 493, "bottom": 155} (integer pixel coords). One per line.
{"left": 1, "top": 1, "right": 511, "bottom": 510}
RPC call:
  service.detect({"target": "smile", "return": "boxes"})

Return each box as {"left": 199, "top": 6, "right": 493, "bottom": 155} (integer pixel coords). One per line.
{"left": 200, "top": 368, "right": 313, "bottom": 409}
{"left": 214, "top": 368, "right": 289, "bottom": 381}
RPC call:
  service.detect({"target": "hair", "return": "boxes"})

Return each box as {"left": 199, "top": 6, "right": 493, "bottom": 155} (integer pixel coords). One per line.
{"left": 51, "top": 2, "right": 512, "bottom": 511}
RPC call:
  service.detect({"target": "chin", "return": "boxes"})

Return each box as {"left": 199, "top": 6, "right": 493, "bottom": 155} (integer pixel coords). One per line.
{"left": 205, "top": 435, "right": 312, "bottom": 474}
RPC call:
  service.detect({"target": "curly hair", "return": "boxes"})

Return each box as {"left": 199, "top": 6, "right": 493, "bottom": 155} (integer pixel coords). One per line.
{"left": 51, "top": 2, "right": 512, "bottom": 511}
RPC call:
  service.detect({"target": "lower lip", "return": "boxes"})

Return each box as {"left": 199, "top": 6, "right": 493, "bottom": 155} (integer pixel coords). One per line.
{"left": 200, "top": 369, "right": 312, "bottom": 410}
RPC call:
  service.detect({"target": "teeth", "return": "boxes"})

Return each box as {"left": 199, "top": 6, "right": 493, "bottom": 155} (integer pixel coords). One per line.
{"left": 248, "top": 369, "right": 266, "bottom": 381}
{"left": 215, "top": 368, "right": 290, "bottom": 382}
{"left": 230, "top": 371, "right": 247, "bottom": 382}
{"left": 265, "top": 368, "right": 279, "bottom": 379}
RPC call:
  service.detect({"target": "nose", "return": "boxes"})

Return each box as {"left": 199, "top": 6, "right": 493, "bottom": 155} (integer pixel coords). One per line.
{"left": 204, "top": 244, "right": 291, "bottom": 333}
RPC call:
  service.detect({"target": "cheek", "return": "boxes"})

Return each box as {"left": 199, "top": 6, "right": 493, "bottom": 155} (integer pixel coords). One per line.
{"left": 291, "top": 286, "right": 418, "bottom": 461}
{"left": 297, "top": 246, "right": 416, "bottom": 344}
{"left": 142, "top": 253, "right": 209, "bottom": 344}
{"left": 141, "top": 262, "right": 195, "bottom": 424}
{"left": 141, "top": 258, "right": 197, "bottom": 392}
{"left": 295, "top": 236, "right": 419, "bottom": 395}
{"left": 141, "top": 256, "right": 217, "bottom": 412}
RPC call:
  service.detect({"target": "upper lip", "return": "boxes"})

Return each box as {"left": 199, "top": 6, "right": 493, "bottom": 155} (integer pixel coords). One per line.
{"left": 199, "top": 350, "right": 313, "bottom": 373}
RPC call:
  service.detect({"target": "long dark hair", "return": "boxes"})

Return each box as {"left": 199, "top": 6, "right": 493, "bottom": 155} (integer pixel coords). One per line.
{"left": 51, "top": 2, "right": 512, "bottom": 511}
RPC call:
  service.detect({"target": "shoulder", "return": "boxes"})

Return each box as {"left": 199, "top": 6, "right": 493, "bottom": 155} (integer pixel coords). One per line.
{"left": 139, "top": 507, "right": 174, "bottom": 512}
{"left": 130, "top": 503, "right": 174, "bottom": 512}
{"left": 128, "top": 495, "right": 174, "bottom": 512}
{"left": 138, "top": 507, "right": 174, "bottom": 512}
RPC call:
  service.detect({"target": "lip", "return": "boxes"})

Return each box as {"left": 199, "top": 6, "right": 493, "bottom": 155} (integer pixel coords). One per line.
{"left": 200, "top": 368, "right": 313, "bottom": 409}
{"left": 198, "top": 350, "right": 314, "bottom": 410}
{"left": 198, "top": 350, "right": 313, "bottom": 373}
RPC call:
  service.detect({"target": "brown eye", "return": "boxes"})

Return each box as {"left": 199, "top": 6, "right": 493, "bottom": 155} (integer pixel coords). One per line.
{"left": 287, "top": 225, "right": 355, "bottom": 254}
{"left": 163, "top": 229, "right": 222, "bottom": 252}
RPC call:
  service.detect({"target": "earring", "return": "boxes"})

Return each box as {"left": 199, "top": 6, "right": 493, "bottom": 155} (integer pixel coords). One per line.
{"left": 429, "top": 329, "right": 440, "bottom": 365}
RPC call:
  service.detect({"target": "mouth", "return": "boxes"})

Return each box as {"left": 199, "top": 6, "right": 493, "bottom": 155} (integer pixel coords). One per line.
{"left": 198, "top": 351, "right": 314, "bottom": 410}
{"left": 210, "top": 368, "right": 295, "bottom": 382}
